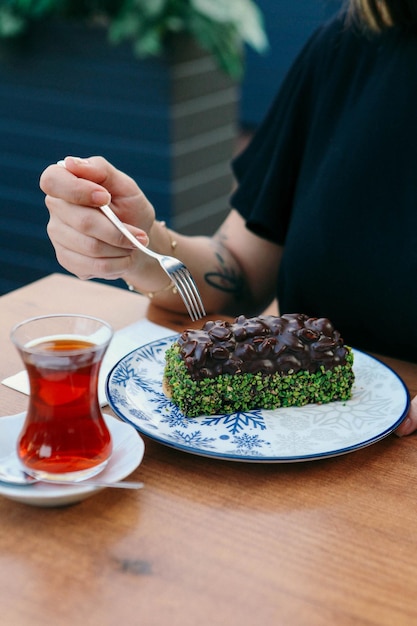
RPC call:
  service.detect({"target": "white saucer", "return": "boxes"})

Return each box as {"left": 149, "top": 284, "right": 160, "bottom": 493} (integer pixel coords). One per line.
{"left": 0, "top": 413, "right": 145, "bottom": 507}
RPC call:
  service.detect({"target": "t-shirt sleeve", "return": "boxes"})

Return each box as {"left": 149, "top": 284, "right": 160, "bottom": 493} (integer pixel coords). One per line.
{"left": 230, "top": 23, "right": 328, "bottom": 245}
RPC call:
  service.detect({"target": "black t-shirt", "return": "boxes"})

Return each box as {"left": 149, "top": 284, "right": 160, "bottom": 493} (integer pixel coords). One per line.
{"left": 231, "top": 13, "right": 417, "bottom": 362}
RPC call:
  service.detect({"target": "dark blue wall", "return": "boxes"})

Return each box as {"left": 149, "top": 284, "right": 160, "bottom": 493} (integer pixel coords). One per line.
{"left": 240, "top": 0, "right": 343, "bottom": 129}
{"left": 0, "top": 22, "right": 172, "bottom": 295}
{"left": 0, "top": 3, "right": 343, "bottom": 296}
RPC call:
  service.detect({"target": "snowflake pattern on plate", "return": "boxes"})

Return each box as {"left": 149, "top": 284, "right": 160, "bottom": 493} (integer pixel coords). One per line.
{"left": 105, "top": 336, "right": 410, "bottom": 463}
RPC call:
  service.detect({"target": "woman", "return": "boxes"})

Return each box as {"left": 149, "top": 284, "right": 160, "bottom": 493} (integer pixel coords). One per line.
{"left": 40, "top": 0, "right": 417, "bottom": 435}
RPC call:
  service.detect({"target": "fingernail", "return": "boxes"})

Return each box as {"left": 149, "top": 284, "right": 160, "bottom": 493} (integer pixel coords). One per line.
{"left": 136, "top": 233, "right": 149, "bottom": 246}
{"left": 68, "top": 156, "right": 90, "bottom": 165}
{"left": 91, "top": 190, "right": 111, "bottom": 206}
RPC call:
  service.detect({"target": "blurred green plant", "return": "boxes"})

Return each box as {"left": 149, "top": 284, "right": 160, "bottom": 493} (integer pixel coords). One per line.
{"left": 0, "top": 0, "right": 268, "bottom": 78}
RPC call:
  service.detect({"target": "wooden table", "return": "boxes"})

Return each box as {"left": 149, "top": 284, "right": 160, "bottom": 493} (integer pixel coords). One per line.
{"left": 1, "top": 274, "right": 417, "bottom": 626}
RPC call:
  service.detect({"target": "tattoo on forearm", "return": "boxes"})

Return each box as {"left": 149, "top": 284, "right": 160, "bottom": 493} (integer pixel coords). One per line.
{"left": 204, "top": 251, "right": 245, "bottom": 299}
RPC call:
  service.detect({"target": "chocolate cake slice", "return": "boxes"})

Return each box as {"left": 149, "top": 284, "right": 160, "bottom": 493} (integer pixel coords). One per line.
{"left": 163, "top": 314, "right": 354, "bottom": 417}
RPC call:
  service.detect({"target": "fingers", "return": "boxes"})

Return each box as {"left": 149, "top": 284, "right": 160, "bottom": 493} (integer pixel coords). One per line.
{"left": 47, "top": 203, "right": 125, "bottom": 253}
{"left": 46, "top": 194, "right": 148, "bottom": 253}
{"left": 50, "top": 243, "right": 135, "bottom": 282}
{"left": 395, "top": 394, "right": 417, "bottom": 436}
{"left": 45, "top": 186, "right": 148, "bottom": 282}
{"left": 46, "top": 208, "right": 141, "bottom": 281}
{"left": 40, "top": 158, "right": 108, "bottom": 206}
{"left": 56, "top": 156, "right": 139, "bottom": 202}
{"left": 40, "top": 155, "right": 155, "bottom": 231}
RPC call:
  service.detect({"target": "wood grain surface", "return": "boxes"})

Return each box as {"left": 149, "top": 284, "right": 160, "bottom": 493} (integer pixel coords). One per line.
{"left": 1, "top": 274, "right": 417, "bottom": 626}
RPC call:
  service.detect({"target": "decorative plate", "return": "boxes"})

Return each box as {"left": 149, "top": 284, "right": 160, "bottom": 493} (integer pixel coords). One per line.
{"left": 106, "top": 336, "right": 409, "bottom": 462}
{"left": 0, "top": 413, "right": 145, "bottom": 506}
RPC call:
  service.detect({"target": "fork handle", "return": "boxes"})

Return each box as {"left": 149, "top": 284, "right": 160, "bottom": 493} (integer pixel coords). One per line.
{"left": 99, "top": 204, "right": 160, "bottom": 262}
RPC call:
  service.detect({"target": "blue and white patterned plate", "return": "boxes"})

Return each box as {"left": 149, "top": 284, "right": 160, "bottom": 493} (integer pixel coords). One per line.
{"left": 105, "top": 336, "right": 410, "bottom": 462}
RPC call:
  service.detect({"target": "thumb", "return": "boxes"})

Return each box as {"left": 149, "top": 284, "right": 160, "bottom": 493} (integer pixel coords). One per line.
{"left": 60, "top": 156, "right": 138, "bottom": 199}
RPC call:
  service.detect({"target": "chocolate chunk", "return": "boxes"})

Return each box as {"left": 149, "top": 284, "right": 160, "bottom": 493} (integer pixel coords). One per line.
{"left": 208, "top": 324, "right": 233, "bottom": 342}
{"left": 297, "top": 327, "right": 320, "bottom": 343}
{"left": 211, "top": 346, "right": 230, "bottom": 360}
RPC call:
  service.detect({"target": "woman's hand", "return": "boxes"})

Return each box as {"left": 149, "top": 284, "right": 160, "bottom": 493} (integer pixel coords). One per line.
{"left": 395, "top": 394, "right": 417, "bottom": 436}
{"left": 39, "top": 156, "right": 155, "bottom": 283}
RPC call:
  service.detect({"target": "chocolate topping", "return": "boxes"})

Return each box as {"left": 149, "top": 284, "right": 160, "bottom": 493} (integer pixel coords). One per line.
{"left": 176, "top": 314, "right": 349, "bottom": 380}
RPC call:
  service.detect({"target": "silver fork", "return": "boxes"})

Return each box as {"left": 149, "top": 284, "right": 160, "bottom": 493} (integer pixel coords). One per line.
{"left": 99, "top": 204, "right": 206, "bottom": 322}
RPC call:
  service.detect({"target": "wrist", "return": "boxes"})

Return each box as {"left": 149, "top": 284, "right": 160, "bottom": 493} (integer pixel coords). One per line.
{"left": 124, "top": 220, "right": 178, "bottom": 299}
{"left": 150, "top": 220, "right": 178, "bottom": 254}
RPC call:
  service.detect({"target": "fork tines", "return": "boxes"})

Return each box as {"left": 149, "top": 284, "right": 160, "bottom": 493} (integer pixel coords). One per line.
{"left": 171, "top": 269, "right": 206, "bottom": 322}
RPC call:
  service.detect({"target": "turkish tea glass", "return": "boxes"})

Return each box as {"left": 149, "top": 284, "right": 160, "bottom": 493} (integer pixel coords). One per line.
{"left": 10, "top": 314, "right": 114, "bottom": 482}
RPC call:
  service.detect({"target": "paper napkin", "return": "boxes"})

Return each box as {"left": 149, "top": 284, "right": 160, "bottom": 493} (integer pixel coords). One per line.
{"left": 2, "top": 319, "right": 174, "bottom": 406}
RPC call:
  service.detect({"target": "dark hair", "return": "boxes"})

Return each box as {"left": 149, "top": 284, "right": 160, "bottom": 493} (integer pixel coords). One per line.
{"left": 347, "top": 0, "right": 417, "bottom": 31}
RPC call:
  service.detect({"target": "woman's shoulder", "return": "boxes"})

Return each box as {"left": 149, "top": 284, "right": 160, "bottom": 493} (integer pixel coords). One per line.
{"left": 301, "top": 12, "right": 371, "bottom": 72}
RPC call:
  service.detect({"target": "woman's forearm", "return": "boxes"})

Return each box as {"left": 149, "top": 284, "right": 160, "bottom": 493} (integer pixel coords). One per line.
{"left": 122, "top": 222, "right": 248, "bottom": 315}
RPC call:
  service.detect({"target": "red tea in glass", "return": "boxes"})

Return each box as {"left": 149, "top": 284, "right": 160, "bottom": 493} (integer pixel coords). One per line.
{"left": 10, "top": 314, "right": 113, "bottom": 482}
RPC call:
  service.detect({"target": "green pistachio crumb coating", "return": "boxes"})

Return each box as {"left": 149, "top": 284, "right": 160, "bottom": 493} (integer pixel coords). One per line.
{"left": 164, "top": 344, "right": 355, "bottom": 417}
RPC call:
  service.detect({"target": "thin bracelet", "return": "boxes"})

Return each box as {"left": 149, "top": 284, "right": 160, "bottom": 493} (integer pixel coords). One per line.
{"left": 125, "top": 220, "right": 178, "bottom": 299}
{"left": 159, "top": 220, "right": 178, "bottom": 251}
{"left": 126, "top": 280, "right": 178, "bottom": 299}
